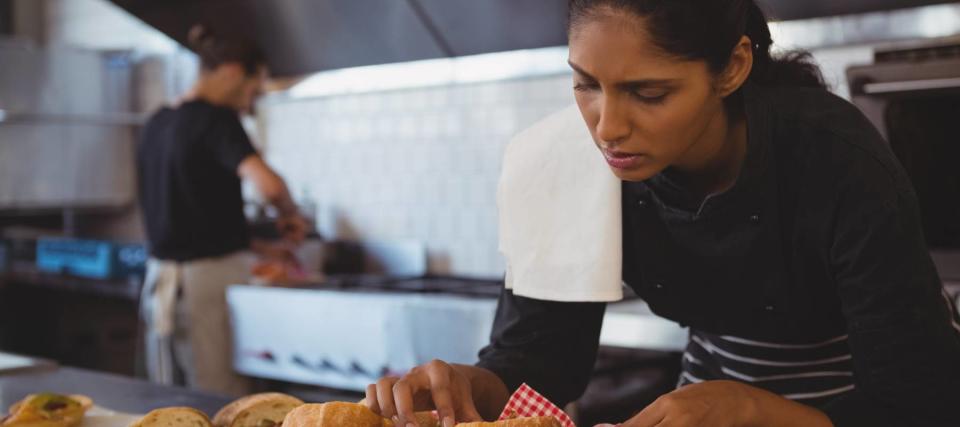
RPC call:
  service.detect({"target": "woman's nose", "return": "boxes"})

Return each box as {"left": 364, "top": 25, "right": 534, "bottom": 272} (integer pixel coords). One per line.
{"left": 595, "top": 96, "right": 630, "bottom": 145}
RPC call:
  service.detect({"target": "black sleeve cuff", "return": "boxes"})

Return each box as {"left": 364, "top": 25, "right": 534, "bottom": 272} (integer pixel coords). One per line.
{"left": 475, "top": 358, "right": 522, "bottom": 395}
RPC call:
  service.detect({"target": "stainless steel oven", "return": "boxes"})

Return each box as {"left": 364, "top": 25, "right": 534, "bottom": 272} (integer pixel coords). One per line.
{"left": 847, "top": 36, "right": 960, "bottom": 281}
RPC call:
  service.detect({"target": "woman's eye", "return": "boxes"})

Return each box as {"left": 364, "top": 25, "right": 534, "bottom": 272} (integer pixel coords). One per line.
{"left": 632, "top": 91, "right": 669, "bottom": 104}
{"left": 573, "top": 82, "right": 600, "bottom": 92}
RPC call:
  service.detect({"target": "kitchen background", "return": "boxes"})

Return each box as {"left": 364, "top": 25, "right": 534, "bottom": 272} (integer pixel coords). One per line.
{"left": 204, "top": 8, "right": 960, "bottom": 279}
{"left": 2, "top": 0, "right": 960, "bottom": 424}
{"left": 3, "top": 0, "right": 959, "bottom": 278}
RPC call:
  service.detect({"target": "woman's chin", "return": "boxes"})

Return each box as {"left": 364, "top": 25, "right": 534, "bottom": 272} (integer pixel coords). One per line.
{"left": 608, "top": 164, "right": 660, "bottom": 182}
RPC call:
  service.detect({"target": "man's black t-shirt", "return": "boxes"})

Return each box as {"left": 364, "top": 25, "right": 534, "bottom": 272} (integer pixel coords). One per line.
{"left": 137, "top": 100, "right": 256, "bottom": 261}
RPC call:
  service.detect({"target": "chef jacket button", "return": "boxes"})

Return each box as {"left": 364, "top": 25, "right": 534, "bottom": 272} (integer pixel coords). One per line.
{"left": 654, "top": 283, "right": 664, "bottom": 290}
{"left": 764, "top": 305, "right": 775, "bottom": 312}
{"left": 749, "top": 214, "right": 761, "bottom": 223}
{"left": 638, "top": 199, "right": 648, "bottom": 207}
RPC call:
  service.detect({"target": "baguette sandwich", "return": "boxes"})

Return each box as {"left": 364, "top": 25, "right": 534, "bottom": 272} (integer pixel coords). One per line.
{"left": 283, "top": 402, "right": 438, "bottom": 427}
{"left": 282, "top": 402, "right": 559, "bottom": 427}
{"left": 1, "top": 393, "right": 93, "bottom": 427}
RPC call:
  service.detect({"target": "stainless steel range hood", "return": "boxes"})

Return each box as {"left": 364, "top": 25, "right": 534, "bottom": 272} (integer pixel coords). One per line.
{"left": 106, "top": 0, "right": 570, "bottom": 78}
{"left": 107, "top": 0, "right": 959, "bottom": 78}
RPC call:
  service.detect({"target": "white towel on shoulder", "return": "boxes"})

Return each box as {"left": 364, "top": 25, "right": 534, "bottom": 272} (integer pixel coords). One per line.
{"left": 498, "top": 104, "right": 624, "bottom": 302}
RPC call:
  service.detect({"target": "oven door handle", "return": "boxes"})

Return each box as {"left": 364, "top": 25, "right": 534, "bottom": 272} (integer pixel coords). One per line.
{"left": 863, "top": 77, "right": 960, "bottom": 95}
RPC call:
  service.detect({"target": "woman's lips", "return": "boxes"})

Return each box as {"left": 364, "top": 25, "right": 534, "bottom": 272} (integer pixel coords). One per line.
{"left": 602, "top": 149, "right": 645, "bottom": 170}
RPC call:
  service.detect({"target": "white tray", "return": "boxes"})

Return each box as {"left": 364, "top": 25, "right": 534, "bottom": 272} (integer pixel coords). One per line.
{"left": 81, "top": 406, "right": 143, "bottom": 427}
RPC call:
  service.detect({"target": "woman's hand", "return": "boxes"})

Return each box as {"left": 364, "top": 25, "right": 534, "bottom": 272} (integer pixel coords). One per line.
{"left": 621, "top": 380, "right": 833, "bottom": 427}
{"left": 365, "top": 360, "right": 509, "bottom": 427}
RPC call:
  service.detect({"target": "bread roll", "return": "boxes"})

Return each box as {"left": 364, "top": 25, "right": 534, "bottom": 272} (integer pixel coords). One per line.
{"left": 383, "top": 412, "right": 439, "bottom": 427}
{"left": 2, "top": 393, "right": 92, "bottom": 427}
{"left": 282, "top": 403, "right": 384, "bottom": 427}
{"left": 282, "top": 402, "right": 439, "bottom": 427}
{"left": 130, "top": 407, "right": 213, "bottom": 427}
{"left": 212, "top": 393, "right": 304, "bottom": 427}
{"left": 455, "top": 416, "right": 561, "bottom": 427}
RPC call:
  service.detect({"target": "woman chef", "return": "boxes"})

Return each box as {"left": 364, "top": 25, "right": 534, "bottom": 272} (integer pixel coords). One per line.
{"left": 365, "top": 0, "right": 960, "bottom": 426}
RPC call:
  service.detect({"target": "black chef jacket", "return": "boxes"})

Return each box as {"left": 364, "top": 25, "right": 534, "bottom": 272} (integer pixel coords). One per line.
{"left": 477, "top": 84, "right": 960, "bottom": 426}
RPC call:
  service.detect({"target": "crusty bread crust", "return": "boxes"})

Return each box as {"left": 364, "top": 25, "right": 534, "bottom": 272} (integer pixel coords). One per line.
{"left": 284, "top": 402, "right": 441, "bottom": 427}
{"left": 283, "top": 403, "right": 384, "bottom": 427}
{"left": 382, "top": 412, "right": 439, "bottom": 427}
{"left": 130, "top": 407, "right": 213, "bottom": 427}
{"left": 212, "top": 393, "right": 304, "bottom": 427}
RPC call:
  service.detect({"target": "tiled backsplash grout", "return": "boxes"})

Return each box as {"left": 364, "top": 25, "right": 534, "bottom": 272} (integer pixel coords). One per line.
{"left": 260, "top": 74, "right": 575, "bottom": 278}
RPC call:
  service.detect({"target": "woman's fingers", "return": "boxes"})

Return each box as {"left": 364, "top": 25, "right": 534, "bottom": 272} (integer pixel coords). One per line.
{"left": 393, "top": 377, "right": 422, "bottom": 427}
{"left": 430, "top": 387, "right": 456, "bottom": 427}
{"left": 363, "top": 383, "right": 380, "bottom": 413}
{"left": 375, "top": 376, "right": 401, "bottom": 419}
{"left": 424, "top": 360, "right": 462, "bottom": 427}
{"left": 368, "top": 360, "right": 482, "bottom": 426}
{"left": 453, "top": 374, "right": 483, "bottom": 422}
{"left": 621, "top": 398, "right": 666, "bottom": 427}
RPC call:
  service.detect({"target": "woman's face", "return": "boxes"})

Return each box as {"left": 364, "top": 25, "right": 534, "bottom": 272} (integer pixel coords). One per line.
{"left": 569, "top": 10, "right": 728, "bottom": 182}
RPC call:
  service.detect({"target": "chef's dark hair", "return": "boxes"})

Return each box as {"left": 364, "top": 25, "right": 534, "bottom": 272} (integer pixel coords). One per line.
{"left": 568, "top": 0, "right": 825, "bottom": 89}
{"left": 188, "top": 24, "right": 265, "bottom": 76}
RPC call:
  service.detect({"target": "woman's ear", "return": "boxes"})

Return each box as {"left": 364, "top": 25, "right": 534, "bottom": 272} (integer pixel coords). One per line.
{"left": 716, "top": 35, "right": 754, "bottom": 97}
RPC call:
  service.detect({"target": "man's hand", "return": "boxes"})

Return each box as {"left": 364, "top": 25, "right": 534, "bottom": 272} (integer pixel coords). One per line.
{"left": 250, "top": 239, "right": 298, "bottom": 264}
{"left": 277, "top": 214, "right": 308, "bottom": 244}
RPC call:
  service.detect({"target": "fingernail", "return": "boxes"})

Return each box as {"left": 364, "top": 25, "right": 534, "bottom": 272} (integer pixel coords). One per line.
{"left": 443, "top": 417, "right": 455, "bottom": 427}
{"left": 407, "top": 423, "right": 417, "bottom": 427}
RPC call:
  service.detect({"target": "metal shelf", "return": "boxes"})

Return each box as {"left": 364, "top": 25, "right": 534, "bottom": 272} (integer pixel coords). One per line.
{"left": 0, "top": 110, "right": 146, "bottom": 126}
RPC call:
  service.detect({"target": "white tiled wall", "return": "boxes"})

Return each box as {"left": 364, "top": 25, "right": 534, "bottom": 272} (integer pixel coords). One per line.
{"left": 259, "top": 75, "right": 576, "bottom": 278}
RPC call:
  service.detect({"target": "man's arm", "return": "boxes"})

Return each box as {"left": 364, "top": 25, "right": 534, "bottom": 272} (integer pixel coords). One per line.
{"left": 238, "top": 154, "right": 296, "bottom": 215}
{"left": 238, "top": 154, "right": 306, "bottom": 242}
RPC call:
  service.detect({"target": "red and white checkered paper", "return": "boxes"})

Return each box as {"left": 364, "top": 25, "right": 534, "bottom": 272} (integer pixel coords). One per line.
{"left": 498, "top": 383, "right": 576, "bottom": 427}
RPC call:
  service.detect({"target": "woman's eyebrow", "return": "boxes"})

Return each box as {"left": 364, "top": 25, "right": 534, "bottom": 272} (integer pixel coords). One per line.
{"left": 568, "top": 60, "right": 597, "bottom": 80}
{"left": 568, "top": 60, "right": 678, "bottom": 89}
{"left": 618, "top": 79, "right": 678, "bottom": 90}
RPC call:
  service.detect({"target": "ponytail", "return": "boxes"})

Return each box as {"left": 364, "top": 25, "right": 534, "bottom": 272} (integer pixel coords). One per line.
{"left": 742, "top": 1, "right": 824, "bottom": 88}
